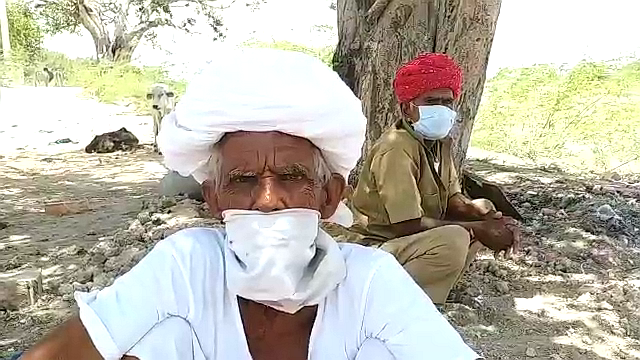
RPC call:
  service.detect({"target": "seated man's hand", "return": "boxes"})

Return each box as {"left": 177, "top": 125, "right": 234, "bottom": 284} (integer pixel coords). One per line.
{"left": 471, "top": 198, "right": 504, "bottom": 221}
{"left": 470, "top": 217, "right": 520, "bottom": 256}
{"left": 481, "top": 209, "right": 503, "bottom": 220}
{"left": 449, "top": 196, "right": 503, "bottom": 222}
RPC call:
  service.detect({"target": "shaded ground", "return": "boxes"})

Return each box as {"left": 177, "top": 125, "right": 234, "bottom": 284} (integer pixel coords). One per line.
{"left": 0, "top": 86, "right": 169, "bottom": 353}
{"left": 445, "top": 154, "right": 640, "bottom": 360}
{"left": 2, "top": 87, "right": 640, "bottom": 359}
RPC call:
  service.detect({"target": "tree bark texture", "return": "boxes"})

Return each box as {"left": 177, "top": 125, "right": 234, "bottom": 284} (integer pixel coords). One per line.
{"left": 334, "top": 0, "right": 501, "bottom": 181}
{"left": 76, "top": 0, "right": 111, "bottom": 60}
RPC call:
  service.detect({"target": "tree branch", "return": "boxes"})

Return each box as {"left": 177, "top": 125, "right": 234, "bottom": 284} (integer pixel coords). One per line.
{"left": 163, "top": 0, "right": 235, "bottom": 10}
{"left": 128, "top": 18, "right": 173, "bottom": 40}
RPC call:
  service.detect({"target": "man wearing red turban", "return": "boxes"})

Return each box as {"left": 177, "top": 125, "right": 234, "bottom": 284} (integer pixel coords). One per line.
{"left": 350, "top": 53, "right": 520, "bottom": 305}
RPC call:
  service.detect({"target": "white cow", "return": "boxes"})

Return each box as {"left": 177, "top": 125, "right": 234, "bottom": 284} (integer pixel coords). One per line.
{"left": 146, "top": 84, "right": 175, "bottom": 153}
{"left": 52, "top": 70, "right": 65, "bottom": 87}
{"left": 33, "top": 67, "right": 65, "bottom": 87}
{"left": 34, "top": 67, "right": 54, "bottom": 87}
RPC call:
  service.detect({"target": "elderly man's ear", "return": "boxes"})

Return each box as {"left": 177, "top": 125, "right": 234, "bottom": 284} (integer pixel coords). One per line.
{"left": 320, "top": 174, "right": 346, "bottom": 220}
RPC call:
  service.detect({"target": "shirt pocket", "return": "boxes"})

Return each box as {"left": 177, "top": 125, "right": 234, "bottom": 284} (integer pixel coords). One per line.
{"left": 420, "top": 193, "right": 444, "bottom": 219}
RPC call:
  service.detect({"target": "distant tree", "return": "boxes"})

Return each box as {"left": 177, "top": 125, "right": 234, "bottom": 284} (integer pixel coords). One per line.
{"left": 33, "top": 0, "right": 243, "bottom": 62}
{"left": 6, "top": 0, "right": 44, "bottom": 61}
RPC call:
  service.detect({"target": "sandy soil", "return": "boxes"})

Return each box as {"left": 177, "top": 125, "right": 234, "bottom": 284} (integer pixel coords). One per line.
{"left": 0, "top": 86, "right": 170, "bottom": 353}
{"left": 0, "top": 86, "right": 168, "bottom": 257}
{"left": 1, "top": 86, "right": 640, "bottom": 359}
{"left": 447, "top": 157, "right": 640, "bottom": 360}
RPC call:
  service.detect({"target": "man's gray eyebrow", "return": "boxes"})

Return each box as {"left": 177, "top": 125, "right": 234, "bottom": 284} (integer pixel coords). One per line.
{"left": 227, "top": 169, "right": 257, "bottom": 177}
{"left": 276, "top": 163, "right": 311, "bottom": 174}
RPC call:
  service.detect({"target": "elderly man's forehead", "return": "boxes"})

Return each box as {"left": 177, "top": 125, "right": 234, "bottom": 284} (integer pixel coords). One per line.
{"left": 220, "top": 131, "right": 316, "bottom": 150}
{"left": 218, "top": 131, "right": 318, "bottom": 168}
{"left": 418, "top": 88, "right": 454, "bottom": 100}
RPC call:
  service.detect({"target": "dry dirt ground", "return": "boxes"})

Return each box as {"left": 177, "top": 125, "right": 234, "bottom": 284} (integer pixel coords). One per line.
{"left": 1, "top": 87, "right": 640, "bottom": 359}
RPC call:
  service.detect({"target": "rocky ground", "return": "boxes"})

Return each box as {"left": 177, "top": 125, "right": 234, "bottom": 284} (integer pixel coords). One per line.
{"left": 1, "top": 87, "right": 640, "bottom": 359}
{"left": 445, "top": 158, "right": 640, "bottom": 359}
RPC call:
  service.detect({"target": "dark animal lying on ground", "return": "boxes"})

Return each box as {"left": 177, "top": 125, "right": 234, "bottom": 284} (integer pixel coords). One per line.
{"left": 85, "top": 128, "right": 140, "bottom": 153}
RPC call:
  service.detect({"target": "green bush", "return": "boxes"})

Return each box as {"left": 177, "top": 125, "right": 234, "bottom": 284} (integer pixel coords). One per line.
{"left": 6, "top": 0, "right": 44, "bottom": 62}
{"left": 67, "top": 60, "right": 186, "bottom": 112}
{"left": 1, "top": 0, "right": 45, "bottom": 86}
{"left": 0, "top": 51, "right": 27, "bottom": 86}
{"left": 22, "top": 51, "right": 187, "bottom": 113}
{"left": 472, "top": 58, "right": 640, "bottom": 173}
{"left": 4, "top": 39, "right": 330, "bottom": 110}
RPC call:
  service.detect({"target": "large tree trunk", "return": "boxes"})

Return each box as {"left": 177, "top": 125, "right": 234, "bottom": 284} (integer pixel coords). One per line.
{"left": 76, "top": 0, "right": 110, "bottom": 60}
{"left": 334, "top": 0, "right": 501, "bottom": 182}
{"left": 110, "top": 15, "right": 135, "bottom": 62}
{"left": 77, "top": 1, "right": 143, "bottom": 63}
{"left": 110, "top": 42, "right": 135, "bottom": 62}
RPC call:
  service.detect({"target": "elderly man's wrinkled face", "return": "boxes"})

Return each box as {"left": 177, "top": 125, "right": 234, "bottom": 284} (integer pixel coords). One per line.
{"left": 202, "top": 131, "right": 345, "bottom": 219}
{"left": 401, "top": 88, "right": 455, "bottom": 123}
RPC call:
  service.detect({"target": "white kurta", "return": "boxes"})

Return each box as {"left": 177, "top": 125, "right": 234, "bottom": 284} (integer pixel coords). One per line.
{"left": 76, "top": 228, "right": 480, "bottom": 360}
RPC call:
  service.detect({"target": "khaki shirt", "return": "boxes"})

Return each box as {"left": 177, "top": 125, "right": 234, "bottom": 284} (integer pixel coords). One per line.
{"left": 351, "top": 120, "right": 462, "bottom": 240}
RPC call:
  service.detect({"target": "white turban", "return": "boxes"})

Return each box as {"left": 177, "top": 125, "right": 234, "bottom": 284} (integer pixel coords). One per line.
{"left": 157, "top": 47, "right": 367, "bottom": 225}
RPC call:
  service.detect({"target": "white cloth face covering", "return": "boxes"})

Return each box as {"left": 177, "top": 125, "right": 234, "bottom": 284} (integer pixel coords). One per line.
{"left": 223, "top": 208, "right": 346, "bottom": 314}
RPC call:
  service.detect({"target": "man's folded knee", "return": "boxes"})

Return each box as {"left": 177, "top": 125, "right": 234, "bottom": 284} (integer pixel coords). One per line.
{"left": 427, "top": 225, "right": 470, "bottom": 267}
{"left": 410, "top": 225, "right": 470, "bottom": 252}
{"left": 426, "top": 225, "right": 470, "bottom": 245}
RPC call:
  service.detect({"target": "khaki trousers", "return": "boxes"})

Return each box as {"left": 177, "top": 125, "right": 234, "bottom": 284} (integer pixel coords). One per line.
{"left": 379, "top": 199, "right": 495, "bottom": 304}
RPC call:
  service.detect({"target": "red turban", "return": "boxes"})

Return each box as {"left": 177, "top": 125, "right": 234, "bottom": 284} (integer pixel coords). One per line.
{"left": 393, "top": 53, "right": 463, "bottom": 103}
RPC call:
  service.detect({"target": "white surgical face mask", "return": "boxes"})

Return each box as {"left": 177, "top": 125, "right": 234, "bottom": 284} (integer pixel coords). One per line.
{"left": 412, "top": 104, "right": 457, "bottom": 140}
{"left": 223, "top": 208, "right": 346, "bottom": 314}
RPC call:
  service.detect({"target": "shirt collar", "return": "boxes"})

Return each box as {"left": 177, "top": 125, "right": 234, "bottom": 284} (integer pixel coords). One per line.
{"left": 399, "top": 118, "right": 438, "bottom": 150}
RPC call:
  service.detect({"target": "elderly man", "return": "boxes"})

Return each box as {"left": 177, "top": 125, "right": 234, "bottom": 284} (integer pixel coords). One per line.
{"left": 21, "top": 49, "right": 479, "bottom": 360}
{"left": 350, "top": 53, "right": 520, "bottom": 305}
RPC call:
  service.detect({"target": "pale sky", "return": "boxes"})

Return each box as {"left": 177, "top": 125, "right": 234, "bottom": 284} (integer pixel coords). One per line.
{"left": 489, "top": 0, "right": 640, "bottom": 75}
{"left": 43, "top": 0, "right": 640, "bottom": 79}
